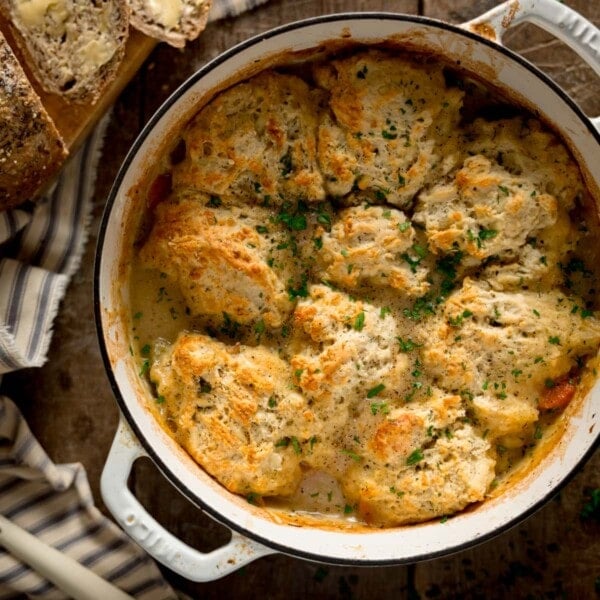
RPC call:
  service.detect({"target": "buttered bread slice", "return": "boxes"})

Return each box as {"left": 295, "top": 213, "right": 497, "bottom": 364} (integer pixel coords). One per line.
{"left": 128, "top": 0, "right": 211, "bottom": 48}
{"left": 0, "top": 0, "right": 129, "bottom": 103}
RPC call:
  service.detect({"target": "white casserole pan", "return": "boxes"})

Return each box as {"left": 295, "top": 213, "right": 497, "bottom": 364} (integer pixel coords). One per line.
{"left": 95, "top": 0, "right": 600, "bottom": 581}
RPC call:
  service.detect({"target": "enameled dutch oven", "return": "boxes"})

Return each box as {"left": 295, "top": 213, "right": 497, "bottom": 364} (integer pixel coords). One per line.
{"left": 95, "top": 0, "right": 600, "bottom": 581}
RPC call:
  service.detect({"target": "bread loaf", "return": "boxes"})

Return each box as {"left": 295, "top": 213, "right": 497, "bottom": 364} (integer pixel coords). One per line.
{"left": 0, "top": 0, "right": 130, "bottom": 103}
{"left": 128, "top": 0, "right": 211, "bottom": 48}
{"left": 0, "top": 31, "right": 67, "bottom": 210}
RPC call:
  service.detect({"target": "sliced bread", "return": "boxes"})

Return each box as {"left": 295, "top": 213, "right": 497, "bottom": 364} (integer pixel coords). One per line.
{"left": 0, "top": 31, "right": 68, "bottom": 210}
{"left": 128, "top": 0, "right": 211, "bottom": 48}
{"left": 0, "top": 0, "right": 130, "bottom": 103}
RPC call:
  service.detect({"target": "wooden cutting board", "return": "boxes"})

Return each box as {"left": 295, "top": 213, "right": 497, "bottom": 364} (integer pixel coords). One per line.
{"left": 0, "top": 16, "right": 157, "bottom": 154}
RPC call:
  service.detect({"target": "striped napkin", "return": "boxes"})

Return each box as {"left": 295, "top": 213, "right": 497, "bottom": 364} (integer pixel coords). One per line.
{"left": 0, "top": 0, "right": 270, "bottom": 597}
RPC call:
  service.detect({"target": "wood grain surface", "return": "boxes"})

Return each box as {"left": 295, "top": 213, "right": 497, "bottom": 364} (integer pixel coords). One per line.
{"left": 2, "top": 1, "right": 600, "bottom": 598}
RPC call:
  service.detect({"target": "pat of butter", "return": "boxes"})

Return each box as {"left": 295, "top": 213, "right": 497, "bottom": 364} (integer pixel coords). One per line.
{"left": 79, "top": 38, "right": 117, "bottom": 71}
{"left": 15, "top": 0, "right": 67, "bottom": 29}
{"left": 146, "top": 0, "right": 183, "bottom": 29}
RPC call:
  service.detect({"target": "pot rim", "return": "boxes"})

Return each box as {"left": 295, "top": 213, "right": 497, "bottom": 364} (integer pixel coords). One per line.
{"left": 94, "top": 11, "right": 600, "bottom": 565}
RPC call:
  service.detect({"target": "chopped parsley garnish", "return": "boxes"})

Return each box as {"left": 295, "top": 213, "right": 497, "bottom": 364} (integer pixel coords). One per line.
{"left": 140, "top": 344, "right": 151, "bottom": 356}
{"left": 275, "top": 435, "right": 302, "bottom": 454}
{"left": 133, "top": 311, "right": 143, "bottom": 320}
{"left": 287, "top": 273, "right": 309, "bottom": 301}
{"left": 220, "top": 312, "right": 241, "bottom": 339}
{"left": 403, "top": 294, "right": 438, "bottom": 321}
{"left": 367, "top": 384, "right": 385, "bottom": 398}
{"left": 354, "top": 311, "right": 366, "bottom": 331}
{"left": 156, "top": 395, "right": 165, "bottom": 404}
{"left": 398, "top": 220, "right": 411, "bottom": 232}
{"left": 397, "top": 337, "right": 422, "bottom": 352}
{"left": 545, "top": 378, "right": 555, "bottom": 389}
{"left": 255, "top": 225, "right": 269, "bottom": 234}
{"left": 313, "top": 237, "right": 323, "bottom": 250}
{"left": 370, "top": 401, "right": 390, "bottom": 415}
{"left": 477, "top": 228, "right": 499, "bottom": 244}
{"left": 290, "top": 437, "right": 302, "bottom": 455}
{"left": 548, "top": 336, "right": 561, "bottom": 345}
{"left": 344, "top": 504, "right": 354, "bottom": 514}
{"left": 268, "top": 395, "right": 277, "bottom": 408}
{"left": 498, "top": 185, "right": 510, "bottom": 196}
{"left": 341, "top": 449, "right": 362, "bottom": 462}
{"left": 374, "top": 189, "right": 387, "bottom": 202}
{"left": 382, "top": 129, "right": 397, "bottom": 140}
{"left": 448, "top": 309, "right": 473, "bottom": 327}
{"left": 316, "top": 212, "right": 332, "bottom": 228}
{"left": 246, "top": 492, "right": 261, "bottom": 506}
{"left": 380, "top": 306, "right": 391, "bottom": 319}
{"left": 413, "top": 244, "right": 428, "bottom": 258}
{"left": 398, "top": 173, "right": 406, "bottom": 186}
{"left": 279, "top": 212, "right": 307, "bottom": 231}
{"left": 406, "top": 448, "right": 424, "bottom": 465}
{"left": 436, "top": 251, "right": 463, "bottom": 280}
{"left": 207, "top": 195, "right": 222, "bottom": 208}
{"left": 254, "top": 319, "right": 266, "bottom": 337}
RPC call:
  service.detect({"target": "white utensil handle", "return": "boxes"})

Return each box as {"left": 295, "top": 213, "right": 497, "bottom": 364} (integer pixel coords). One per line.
{"left": 464, "top": 0, "right": 600, "bottom": 130}
{"left": 0, "top": 514, "right": 133, "bottom": 600}
{"left": 100, "top": 417, "right": 274, "bottom": 582}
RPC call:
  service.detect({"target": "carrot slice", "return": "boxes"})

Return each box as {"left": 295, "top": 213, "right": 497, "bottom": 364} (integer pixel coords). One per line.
{"left": 539, "top": 378, "right": 577, "bottom": 410}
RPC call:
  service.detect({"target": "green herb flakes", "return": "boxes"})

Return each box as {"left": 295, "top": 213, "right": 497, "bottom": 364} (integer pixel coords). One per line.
{"left": 367, "top": 384, "right": 385, "bottom": 398}
{"left": 139, "top": 359, "right": 150, "bottom": 377}
{"left": 354, "top": 311, "right": 366, "bottom": 331}
{"left": 406, "top": 448, "right": 424, "bottom": 465}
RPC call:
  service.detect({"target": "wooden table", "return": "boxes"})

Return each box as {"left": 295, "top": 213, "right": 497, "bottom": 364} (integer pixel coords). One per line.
{"left": 2, "top": 1, "right": 600, "bottom": 597}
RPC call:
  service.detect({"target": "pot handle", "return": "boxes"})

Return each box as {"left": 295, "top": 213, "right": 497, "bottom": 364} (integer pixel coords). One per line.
{"left": 100, "top": 417, "right": 275, "bottom": 582}
{"left": 464, "top": 0, "right": 600, "bottom": 130}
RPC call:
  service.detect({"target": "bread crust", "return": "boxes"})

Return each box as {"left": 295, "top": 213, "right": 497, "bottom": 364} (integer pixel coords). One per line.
{"left": 0, "top": 31, "right": 67, "bottom": 210}
{"left": 129, "top": 0, "right": 211, "bottom": 48}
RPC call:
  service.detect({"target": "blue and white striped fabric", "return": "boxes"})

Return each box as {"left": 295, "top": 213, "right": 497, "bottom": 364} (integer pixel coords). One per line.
{"left": 0, "top": 396, "right": 175, "bottom": 600}
{"left": 209, "top": 0, "right": 269, "bottom": 19}
{"left": 0, "top": 0, "right": 270, "bottom": 597}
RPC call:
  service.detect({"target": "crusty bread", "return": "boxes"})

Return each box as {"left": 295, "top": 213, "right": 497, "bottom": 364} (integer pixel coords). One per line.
{"left": 128, "top": 0, "right": 211, "bottom": 48}
{"left": 0, "top": 0, "right": 129, "bottom": 103}
{"left": 0, "top": 31, "right": 67, "bottom": 210}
